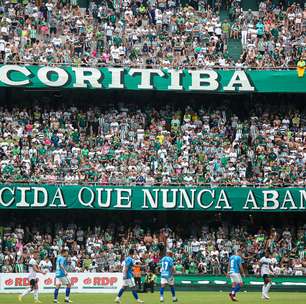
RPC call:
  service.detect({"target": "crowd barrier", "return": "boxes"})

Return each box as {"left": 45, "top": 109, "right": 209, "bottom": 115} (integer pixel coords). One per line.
{"left": 1, "top": 273, "right": 306, "bottom": 293}
{"left": 0, "top": 62, "right": 299, "bottom": 70}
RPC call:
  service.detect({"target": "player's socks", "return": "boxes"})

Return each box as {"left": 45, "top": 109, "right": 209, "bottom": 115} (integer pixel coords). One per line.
{"left": 132, "top": 290, "right": 139, "bottom": 300}
{"left": 65, "top": 287, "right": 71, "bottom": 299}
{"left": 262, "top": 284, "right": 266, "bottom": 296}
{"left": 160, "top": 287, "right": 165, "bottom": 302}
{"left": 114, "top": 296, "right": 121, "bottom": 303}
{"left": 21, "top": 288, "right": 32, "bottom": 297}
{"left": 118, "top": 288, "right": 124, "bottom": 298}
{"left": 266, "top": 282, "right": 272, "bottom": 294}
{"left": 170, "top": 286, "right": 176, "bottom": 298}
{"left": 231, "top": 287, "right": 236, "bottom": 295}
{"left": 34, "top": 289, "right": 41, "bottom": 303}
{"left": 234, "top": 283, "right": 241, "bottom": 293}
{"left": 65, "top": 289, "right": 73, "bottom": 304}
{"left": 262, "top": 284, "right": 268, "bottom": 297}
{"left": 54, "top": 288, "right": 59, "bottom": 301}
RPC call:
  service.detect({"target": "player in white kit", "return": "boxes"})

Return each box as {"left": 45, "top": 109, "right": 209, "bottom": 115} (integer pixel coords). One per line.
{"left": 260, "top": 251, "right": 274, "bottom": 300}
{"left": 18, "top": 251, "right": 46, "bottom": 303}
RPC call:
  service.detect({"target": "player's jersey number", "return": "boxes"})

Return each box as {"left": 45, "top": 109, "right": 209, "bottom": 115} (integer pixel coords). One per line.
{"left": 161, "top": 261, "right": 169, "bottom": 272}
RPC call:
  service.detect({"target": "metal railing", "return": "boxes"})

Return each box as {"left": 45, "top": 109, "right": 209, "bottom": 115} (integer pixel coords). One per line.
{"left": 0, "top": 180, "right": 304, "bottom": 188}
{"left": 0, "top": 60, "right": 299, "bottom": 70}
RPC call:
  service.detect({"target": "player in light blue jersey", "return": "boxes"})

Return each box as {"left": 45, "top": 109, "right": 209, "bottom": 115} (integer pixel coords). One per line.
{"left": 227, "top": 249, "right": 245, "bottom": 302}
{"left": 160, "top": 251, "right": 177, "bottom": 303}
{"left": 54, "top": 249, "right": 72, "bottom": 304}
{"left": 115, "top": 248, "right": 144, "bottom": 303}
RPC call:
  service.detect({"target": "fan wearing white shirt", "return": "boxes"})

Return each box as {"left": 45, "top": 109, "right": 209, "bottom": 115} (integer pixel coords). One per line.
{"left": 260, "top": 251, "right": 274, "bottom": 300}
{"left": 0, "top": 37, "right": 5, "bottom": 60}
{"left": 39, "top": 256, "right": 53, "bottom": 273}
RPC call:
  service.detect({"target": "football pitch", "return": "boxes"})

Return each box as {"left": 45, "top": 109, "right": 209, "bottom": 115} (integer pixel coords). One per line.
{"left": 1, "top": 292, "right": 306, "bottom": 304}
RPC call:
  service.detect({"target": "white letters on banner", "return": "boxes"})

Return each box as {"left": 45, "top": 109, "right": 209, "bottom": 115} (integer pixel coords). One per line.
{"left": 0, "top": 186, "right": 305, "bottom": 211}
{"left": 0, "top": 65, "right": 257, "bottom": 92}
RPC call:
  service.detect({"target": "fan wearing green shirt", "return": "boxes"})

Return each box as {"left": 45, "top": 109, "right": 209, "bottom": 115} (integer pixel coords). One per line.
{"left": 256, "top": 20, "right": 265, "bottom": 38}
{"left": 222, "top": 19, "right": 231, "bottom": 42}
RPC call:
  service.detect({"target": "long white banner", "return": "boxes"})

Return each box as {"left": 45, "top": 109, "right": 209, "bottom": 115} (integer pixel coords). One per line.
{"left": 0, "top": 273, "right": 123, "bottom": 293}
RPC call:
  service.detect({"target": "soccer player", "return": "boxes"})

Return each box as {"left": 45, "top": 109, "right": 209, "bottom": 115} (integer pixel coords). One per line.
{"left": 260, "top": 251, "right": 274, "bottom": 300}
{"left": 227, "top": 249, "right": 245, "bottom": 302}
{"left": 54, "top": 249, "right": 72, "bottom": 304}
{"left": 115, "top": 249, "right": 144, "bottom": 303}
{"left": 18, "top": 250, "right": 46, "bottom": 303}
{"left": 160, "top": 250, "right": 178, "bottom": 303}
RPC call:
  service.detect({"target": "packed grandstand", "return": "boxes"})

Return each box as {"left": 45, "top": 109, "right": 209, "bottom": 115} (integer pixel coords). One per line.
{"left": 0, "top": 213, "right": 305, "bottom": 276}
{"left": 0, "top": 103, "right": 304, "bottom": 185}
{"left": 0, "top": 0, "right": 304, "bottom": 67}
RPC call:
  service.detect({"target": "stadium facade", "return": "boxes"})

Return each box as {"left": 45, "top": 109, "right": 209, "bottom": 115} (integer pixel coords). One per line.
{"left": 0, "top": 64, "right": 305, "bottom": 295}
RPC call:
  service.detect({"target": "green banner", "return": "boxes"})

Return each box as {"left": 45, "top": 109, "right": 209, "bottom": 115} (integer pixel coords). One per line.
{"left": 153, "top": 275, "right": 306, "bottom": 291}
{"left": 157, "top": 275, "right": 306, "bottom": 287}
{"left": 0, "top": 185, "right": 305, "bottom": 211}
{"left": 0, "top": 65, "right": 305, "bottom": 92}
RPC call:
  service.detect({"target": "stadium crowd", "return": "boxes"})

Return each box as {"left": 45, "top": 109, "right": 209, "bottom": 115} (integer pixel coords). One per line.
{"left": 0, "top": 103, "right": 304, "bottom": 186}
{"left": 238, "top": 1, "right": 306, "bottom": 68}
{"left": 0, "top": 0, "right": 304, "bottom": 68}
{"left": 0, "top": 220, "right": 305, "bottom": 276}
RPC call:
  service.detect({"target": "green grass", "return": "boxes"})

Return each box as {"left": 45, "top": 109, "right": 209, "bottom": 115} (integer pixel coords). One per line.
{"left": 2, "top": 292, "right": 306, "bottom": 304}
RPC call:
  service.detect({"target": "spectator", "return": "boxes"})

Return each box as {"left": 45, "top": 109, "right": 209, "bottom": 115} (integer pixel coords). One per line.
{"left": 134, "top": 262, "right": 142, "bottom": 290}
{"left": 143, "top": 270, "right": 156, "bottom": 293}
{"left": 39, "top": 256, "right": 53, "bottom": 273}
